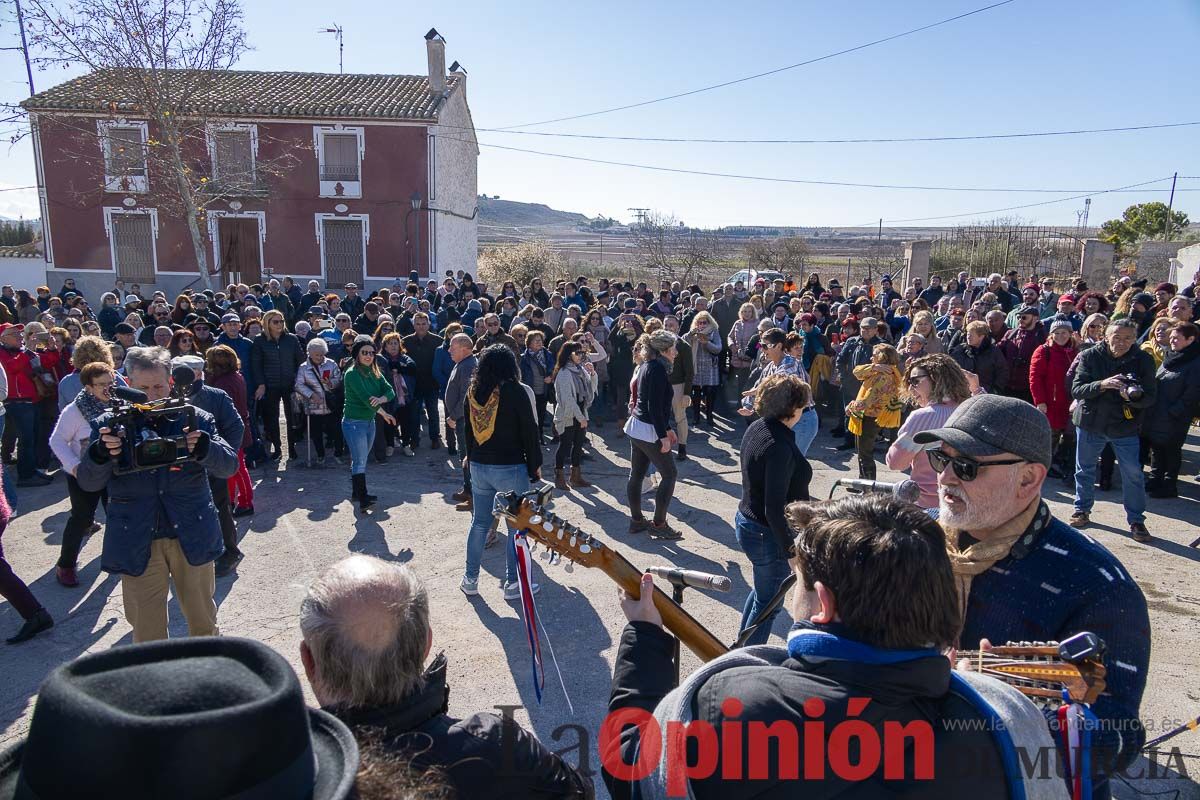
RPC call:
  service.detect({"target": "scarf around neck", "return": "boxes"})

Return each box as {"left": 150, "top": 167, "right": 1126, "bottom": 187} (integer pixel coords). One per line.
{"left": 75, "top": 387, "right": 109, "bottom": 422}
{"left": 468, "top": 387, "right": 501, "bottom": 445}
{"left": 943, "top": 498, "right": 1042, "bottom": 619}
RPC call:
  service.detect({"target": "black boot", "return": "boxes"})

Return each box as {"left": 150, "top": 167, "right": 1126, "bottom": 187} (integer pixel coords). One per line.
{"left": 353, "top": 474, "right": 375, "bottom": 511}
{"left": 676, "top": 444, "right": 688, "bottom": 462}
{"left": 6, "top": 608, "right": 53, "bottom": 645}
{"left": 858, "top": 453, "right": 877, "bottom": 482}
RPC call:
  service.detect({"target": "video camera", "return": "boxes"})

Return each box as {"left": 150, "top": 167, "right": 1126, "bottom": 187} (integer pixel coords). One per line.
{"left": 105, "top": 367, "right": 199, "bottom": 475}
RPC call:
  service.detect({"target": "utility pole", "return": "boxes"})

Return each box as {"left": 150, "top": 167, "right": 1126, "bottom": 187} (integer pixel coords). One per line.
{"left": 14, "top": 0, "right": 35, "bottom": 95}
{"left": 599, "top": 233, "right": 604, "bottom": 265}
{"left": 320, "top": 25, "right": 344, "bottom": 74}
{"left": 1164, "top": 172, "right": 1178, "bottom": 241}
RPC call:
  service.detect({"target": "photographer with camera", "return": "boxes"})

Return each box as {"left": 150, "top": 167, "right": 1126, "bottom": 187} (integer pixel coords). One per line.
{"left": 77, "top": 346, "right": 238, "bottom": 642}
{"left": 1069, "top": 319, "right": 1157, "bottom": 542}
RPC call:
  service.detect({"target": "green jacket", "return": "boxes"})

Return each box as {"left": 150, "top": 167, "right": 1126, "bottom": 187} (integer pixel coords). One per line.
{"left": 342, "top": 365, "right": 395, "bottom": 421}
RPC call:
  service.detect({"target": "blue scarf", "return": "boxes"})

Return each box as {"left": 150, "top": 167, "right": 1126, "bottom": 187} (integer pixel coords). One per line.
{"left": 785, "top": 620, "right": 941, "bottom": 665}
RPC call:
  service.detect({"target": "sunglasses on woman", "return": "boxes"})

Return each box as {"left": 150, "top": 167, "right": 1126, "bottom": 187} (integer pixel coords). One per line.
{"left": 926, "top": 448, "right": 1025, "bottom": 482}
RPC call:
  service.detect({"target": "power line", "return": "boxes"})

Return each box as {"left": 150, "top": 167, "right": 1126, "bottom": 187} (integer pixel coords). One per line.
{"left": 0, "top": 185, "right": 35, "bottom": 192}
{"left": 494, "top": 0, "right": 1018, "bottom": 130}
{"left": 471, "top": 120, "right": 1200, "bottom": 145}
{"left": 880, "top": 176, "right": 1173, "bottom": 224}
{"left": 465, "top": 138, "right": 1196, "bottom": 194}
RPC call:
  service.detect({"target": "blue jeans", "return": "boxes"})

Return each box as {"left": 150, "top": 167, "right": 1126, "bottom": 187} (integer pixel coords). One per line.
{"left": 735, "top": 511, "right": 792, "bottom": 646}
{"left": 412, "top": 388, "right": 440, "bottom": 444}
{"left": 465, "top": 462, "right": 530, "bottom": 585}
{"left": 0, "top": 416, "right": 14, "bottom": 510}
{"left": 5, "top": 402, "right": 38, "bottom": 480}
{"left": 1074, "top": 427, "right": 1145, "bottom": 524}
{"left": 341, "top": 418, "right": 375, "bottom": 475}
{"left": 793, "top": 407, "right": 818, "bottom": 456}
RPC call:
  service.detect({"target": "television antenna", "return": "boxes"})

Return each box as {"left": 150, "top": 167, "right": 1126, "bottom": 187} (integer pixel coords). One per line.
{"left": 320, "top": 24, "right": 344, "bottom": 74}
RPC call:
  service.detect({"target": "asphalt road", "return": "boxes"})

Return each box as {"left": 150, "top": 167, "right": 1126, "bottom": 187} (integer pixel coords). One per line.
{"left": 1, "top": 416, "right": 1197, "bottom": 798}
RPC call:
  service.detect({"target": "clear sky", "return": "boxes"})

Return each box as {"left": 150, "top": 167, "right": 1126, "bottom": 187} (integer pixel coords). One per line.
{"left": 2, "top": 0, "right": 1198, "bottom": 227}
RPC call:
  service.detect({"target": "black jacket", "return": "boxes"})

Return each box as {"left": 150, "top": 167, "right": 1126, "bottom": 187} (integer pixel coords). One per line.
{"left": 328, "top": 654, "right": 592, "bottom": 799}
{"left": 1070, "top": 341, "right": 1157, "bottom": 439}
{"left": 401, "top": 332, "right": 444, "bottom": 393}
{"left": 249, "top": 333, "right": 304, "bottom": 391}
{"left": 464, "top": 380, "right": 543, "bottom": 480}
{"left": 950, "top": 337, "right": 1009, "bottom": 394}
{"left": 604, "top": 622, "right": 1010, "bottom": 800}
{"left": 1142, "top": 339, "right": 1200, "bottom": 444}
{"left": 738, "top": 418, "right": 812, "bottom": 551}
{"left": 632, "top": 358, "right": 672, "bottom": 439}
{"left": 833, "top": 334, "right": 878, "bottom": 390}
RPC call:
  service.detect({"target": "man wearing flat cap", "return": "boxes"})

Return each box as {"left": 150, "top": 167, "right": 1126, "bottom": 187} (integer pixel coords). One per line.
{"left": 914, "top": 394, "right": 1149, "bottom": 797}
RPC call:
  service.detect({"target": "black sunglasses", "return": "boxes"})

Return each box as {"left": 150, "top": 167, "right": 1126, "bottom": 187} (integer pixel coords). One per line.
{"left": 926, "top": 448, "right": 1025, "bottom": 482}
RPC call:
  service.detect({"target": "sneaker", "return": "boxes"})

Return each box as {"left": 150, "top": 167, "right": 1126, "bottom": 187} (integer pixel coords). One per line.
{"left": 88, "top": 522, "right": 102, "bottom": 535}
{"left": 402, "top": 446, "right": 415, "bottom": 457}
{"left": 628, "top": 518, "right": 651, "bottom": 534}
{"left": 233, "top": 505, "right": 255, "bottom": 517}
{"left": 385, "top": 446, "right": 395, "bottom": 457}
{"left": 1068, "top": 512, "right": 1090, "bottom": 528}
{"left": 55, "top": 566, "right": 79, "bottom": 587}
{"left": 460, "top": 576, "right": 479, "bottom": 596}
{"left": 649, "top": 521, "right": 684, "bottom": 540}
{"left": 1129, "top": 522, "right": 1151, "bottom": 543}
{"left": 503, "top": 581, "right": 540, "bottom": 601}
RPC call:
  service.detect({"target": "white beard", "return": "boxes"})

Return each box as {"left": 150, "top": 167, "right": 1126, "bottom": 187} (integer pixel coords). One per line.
{"left": 938, "top": 469, "right": 1021, "bottom": 531}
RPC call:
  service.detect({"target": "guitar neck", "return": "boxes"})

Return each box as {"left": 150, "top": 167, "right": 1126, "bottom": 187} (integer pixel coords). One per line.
{"left": 600, "top": 547, "right": 729, "bottom": 662}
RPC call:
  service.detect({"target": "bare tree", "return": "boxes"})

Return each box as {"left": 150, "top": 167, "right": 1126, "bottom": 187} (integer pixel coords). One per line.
{"left": 631, "top": 212, "right": 726, "bottom": 286}
{"left": 746, "top": 236, "right": 810, "bottom": 275}
{"left": 22, "top": 0, "right": 300, "bottom": 290}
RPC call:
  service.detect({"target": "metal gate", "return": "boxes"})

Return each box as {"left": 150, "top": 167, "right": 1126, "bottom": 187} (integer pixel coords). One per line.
{"left": 322, "top": 219, "right": 364, "bottom": 288}
{"left": 112, "top": 214, "right": 156, "bottom": 283}
{"left": 930, "top": 226, "right": 1084, "bottom": 281}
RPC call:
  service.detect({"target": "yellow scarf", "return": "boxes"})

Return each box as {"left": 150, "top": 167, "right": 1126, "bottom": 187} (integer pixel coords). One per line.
{"left": 468, "top": 388, "right": 501, "bottom": 445}
{"left": 943, "top": 497, "right": 1040, "bottom": 621}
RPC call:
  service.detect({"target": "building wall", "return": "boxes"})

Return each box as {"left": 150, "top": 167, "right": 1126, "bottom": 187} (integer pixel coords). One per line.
{"left": 431, "top": 88, "right": 479, "bottom": 279}
{"left": 0, "top": 257, "right": 47, "bottom": 291}
{"left": 33, "top": 111, "right": 459, "bottom": 298}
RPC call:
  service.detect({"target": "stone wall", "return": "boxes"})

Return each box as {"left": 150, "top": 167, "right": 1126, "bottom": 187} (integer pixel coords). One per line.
{"left": 431, "top": 88, "right": 479, "bottom": 279}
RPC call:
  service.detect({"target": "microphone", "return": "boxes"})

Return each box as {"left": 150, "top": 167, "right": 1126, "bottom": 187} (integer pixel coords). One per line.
{"left": 832, "top": 478, "right": 921, "bottom": 504}
{"left": 646, "top": 566, "right": 731, "bottom": 593}
{"left": 112, "top": 386, "right": 148, "bottom": 404}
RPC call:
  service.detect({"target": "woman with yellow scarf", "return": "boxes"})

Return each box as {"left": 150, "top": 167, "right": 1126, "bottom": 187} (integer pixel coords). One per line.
{"left": 846, "top": 343, "right": 903, "bottom": 481}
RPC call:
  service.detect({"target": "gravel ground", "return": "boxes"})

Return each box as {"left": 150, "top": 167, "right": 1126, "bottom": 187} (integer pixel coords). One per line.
{"left": 1, "top": 415, "right": 1197, "bottom": 798}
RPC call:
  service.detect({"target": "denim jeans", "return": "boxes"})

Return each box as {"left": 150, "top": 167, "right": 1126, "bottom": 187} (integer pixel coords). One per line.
{"left": 341, "top": 418, "right": 376, "bottom": 475}
{"left": 735, "top": 511, "right": 793, "bottom": 646}
{"left": 4, "top": 402, "right": 38, "bottom": 480}
{"left": 465, "top": 462, "right": 530, "bottom": 585}
{"left": 412, "top": 388, "right": 440, "bottom": 444}
{"left": 793, "top": 407, "right": 818, "bottom": 456}
{"left": 1074, "top": 427, "right": 1145, "bottom": 524}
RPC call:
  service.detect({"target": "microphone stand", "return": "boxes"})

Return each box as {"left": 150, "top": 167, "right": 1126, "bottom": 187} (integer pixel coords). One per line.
{"left": 670, "top": 582, "right": 687, "bottom": 685}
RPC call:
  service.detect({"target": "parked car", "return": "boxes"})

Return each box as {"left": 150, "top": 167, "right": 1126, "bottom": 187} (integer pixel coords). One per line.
{"left": 727, "top": 269, "right": 785, "bottom": 287}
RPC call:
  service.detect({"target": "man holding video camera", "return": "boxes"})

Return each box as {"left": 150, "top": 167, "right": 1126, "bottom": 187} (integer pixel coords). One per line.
{"left": 77, "top": 346, "right": 238, "bottom": 643}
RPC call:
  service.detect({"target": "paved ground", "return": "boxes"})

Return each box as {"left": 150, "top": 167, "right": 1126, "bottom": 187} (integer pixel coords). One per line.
{"left": 1, "top": 413, "right": 1198, "bottom": 798}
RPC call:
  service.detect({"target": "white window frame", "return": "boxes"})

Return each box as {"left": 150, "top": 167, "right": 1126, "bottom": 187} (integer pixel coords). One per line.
{"left": 102, "top": 207, "right": 159, "bottom": 276}
{"left": 97, "top": 119, "right": 149, "bottom": 194}
{"left": 206, "top": 122, "right": 259, "bottom": 184}
{"left": 207, "top": 209, "right": 267, "bottom": 279}
{"left": 313, "top": 125, "right": 365, "bottom": 198}
{"left": 314, "top": 213, "right": 370, "bottom": 281}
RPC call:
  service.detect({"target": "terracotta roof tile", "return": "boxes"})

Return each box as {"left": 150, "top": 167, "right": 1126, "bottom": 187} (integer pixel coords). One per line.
{"left": 22, "top": 69, "right": 460, "bottom": 121}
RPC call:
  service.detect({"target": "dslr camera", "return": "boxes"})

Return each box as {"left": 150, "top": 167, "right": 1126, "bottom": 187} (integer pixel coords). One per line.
{"left": 106, "top": 386, "right": 198, "bottom": 475}
{"left": 1117, "top": 373, "right": 1145, "bottom": 402}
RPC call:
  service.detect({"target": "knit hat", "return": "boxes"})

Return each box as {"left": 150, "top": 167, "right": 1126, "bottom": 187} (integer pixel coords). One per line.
{"left": 1049, "top": 319, "right": 1073, "bottom": 335}
{"left": 1155, "top": 282, "right": 1176, "bottom": 294}
{"left": 350, "top": 336, "right": 375, "bottom": 360}
{"left": 1131, "top": 292, "right": 1155, "bottom": 310}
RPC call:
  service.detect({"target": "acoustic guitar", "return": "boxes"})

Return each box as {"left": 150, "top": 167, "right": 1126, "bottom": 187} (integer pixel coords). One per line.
{"left": 491, "top": 490, "right": 1107, "bottom": 705}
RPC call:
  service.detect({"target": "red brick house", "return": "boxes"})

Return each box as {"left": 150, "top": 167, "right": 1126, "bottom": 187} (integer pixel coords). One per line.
{"left": 21, "top": 30, "right": 478, "bottom": 298}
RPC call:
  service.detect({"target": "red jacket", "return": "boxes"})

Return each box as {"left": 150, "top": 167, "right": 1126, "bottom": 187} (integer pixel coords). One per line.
{"left": 0, "top": 347, "right": 40, "bottom": 401}
{"left": 1029, "top": 341, "right": 1077, "bottom": 431}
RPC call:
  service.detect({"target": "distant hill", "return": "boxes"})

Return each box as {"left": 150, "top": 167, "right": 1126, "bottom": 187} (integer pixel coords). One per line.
{"left": 477, "top": 196, "right": 590, "bottom": 229}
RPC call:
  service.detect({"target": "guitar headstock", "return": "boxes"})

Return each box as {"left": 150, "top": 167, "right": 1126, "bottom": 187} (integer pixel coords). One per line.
{"left": 969, "top": 636, "right": 1108, "bottom": 705}
{"left": 492, "top": 489, "right": 607, "bottom": 572}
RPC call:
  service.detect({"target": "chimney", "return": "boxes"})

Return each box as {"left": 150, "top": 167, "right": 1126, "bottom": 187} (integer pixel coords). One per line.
{"left": 425, "top": 28, "right": 446, "bottom": 96}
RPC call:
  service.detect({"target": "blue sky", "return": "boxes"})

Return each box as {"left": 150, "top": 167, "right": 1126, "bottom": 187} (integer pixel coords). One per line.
{"left": 2, "top": 0, "right": 1198, "bottom": 227}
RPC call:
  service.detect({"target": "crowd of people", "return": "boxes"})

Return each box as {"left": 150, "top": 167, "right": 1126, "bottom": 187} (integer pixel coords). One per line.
{"left": 0, "top": 263, "right": 1194, "bottom": 798}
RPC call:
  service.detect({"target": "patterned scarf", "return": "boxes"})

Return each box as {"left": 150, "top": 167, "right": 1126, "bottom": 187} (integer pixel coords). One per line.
{"left": 468, "top": 388, "right": 501, "bottom": 445}
{"left": 74, "top": 387, "right": 109, "bottom": 422}
{"left": 943, "top": 498, "right": 1042, "bottom": 619}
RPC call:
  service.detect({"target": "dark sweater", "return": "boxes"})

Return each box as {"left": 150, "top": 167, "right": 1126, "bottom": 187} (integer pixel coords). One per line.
{"left": 631, "top": 358, "right": 672, "bottom": 439}
{"left": 934, "top": 505, "right": 1149, "bottom": 780}
{"left": 465, "top": 381, "right": 543, "bottom": 480}
{"left": 738, "top": 418, "right": 812, "bottom": 551}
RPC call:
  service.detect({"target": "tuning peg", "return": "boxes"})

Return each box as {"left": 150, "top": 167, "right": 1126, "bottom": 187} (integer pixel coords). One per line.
{"left": 556, "top": 528, "right": 565, "bottom": 540}
{"left": 542, "top": 519, "right": 555, "bottom": 533}
{"left": 564, "top": 561, "right": 574, "bottom": 574}
{"left": 579, "top": 543, "right": 591, "bottom": 554}
{"left": 529, "top": 515, "right": 543, "bottom": 525}
{"left": 539, "top": 549, "right": 552, "bottom": 562}
{"left": 569, "top": 535, "right": 577, "bottom": 548}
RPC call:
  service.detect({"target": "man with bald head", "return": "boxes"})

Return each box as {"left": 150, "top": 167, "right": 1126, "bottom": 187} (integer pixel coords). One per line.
{"left": 300, "top": 556, "right": 592, "bottom": 798}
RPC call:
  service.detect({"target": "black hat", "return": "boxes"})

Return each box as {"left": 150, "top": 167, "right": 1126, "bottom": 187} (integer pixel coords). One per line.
{"left": 114, "top": 322, "right": 136, "bottom": 335}
{"left": 350, "top": 335, "right": 375, "bottom": 361}
{"left": 914, "top": 394, "right": 1052, "bottom": 468}
{"left": 0, "top": 637, "right": 357, "bottom": 799}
